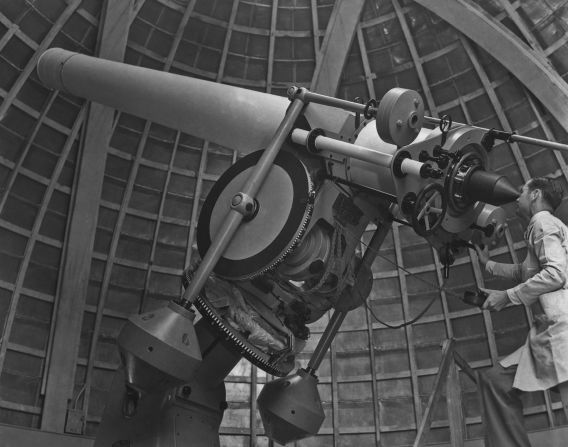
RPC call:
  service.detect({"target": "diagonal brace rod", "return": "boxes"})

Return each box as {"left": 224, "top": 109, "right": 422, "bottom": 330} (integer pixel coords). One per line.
{"left": 306, "top": 215, "right": 393, "bottom": 375}
{"left": 180, "top": 97, "right": 306, "bottom": 305}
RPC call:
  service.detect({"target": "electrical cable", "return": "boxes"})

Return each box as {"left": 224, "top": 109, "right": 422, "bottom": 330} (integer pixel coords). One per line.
{"left": 341, "top": 216, "right": 472, "bottom": 329}
{"left": 364, "top": 294, "right": 438, "bottom": 329}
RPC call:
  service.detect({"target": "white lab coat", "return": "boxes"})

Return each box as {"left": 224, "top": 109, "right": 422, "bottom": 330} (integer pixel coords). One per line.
{"left": 486, "top": 210, "right": 568, "bottom": 391}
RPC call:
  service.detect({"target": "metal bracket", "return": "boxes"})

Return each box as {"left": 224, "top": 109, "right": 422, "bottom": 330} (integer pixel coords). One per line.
{"left": 480, "top": 128, "right": 516, "bottom": 152}
{"left": 230, "top": 192, "right": 258, "bottom": 221}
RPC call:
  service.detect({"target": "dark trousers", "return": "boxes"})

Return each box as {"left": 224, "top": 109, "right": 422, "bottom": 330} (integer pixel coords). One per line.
{"left": 478, "top": 364, "right": 532, "bottom": 447}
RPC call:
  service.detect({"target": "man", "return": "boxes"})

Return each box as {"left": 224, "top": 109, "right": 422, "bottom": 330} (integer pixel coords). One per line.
{"left": 475, "top": 176, "right": 568, "bottom": 447}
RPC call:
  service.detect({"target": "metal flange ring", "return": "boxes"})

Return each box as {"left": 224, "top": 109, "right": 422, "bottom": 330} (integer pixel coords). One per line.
{"left": 306, "top": 128, "right": 325, "bottom": 153}
{"left": 364, "top": 99, "right": 377, "bottom": 119}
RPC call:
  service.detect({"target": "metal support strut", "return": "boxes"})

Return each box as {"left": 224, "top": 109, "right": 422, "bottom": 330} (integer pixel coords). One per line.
{"left": 288, "top": 86, "right": 378, "bottom": 117}
{"left": 305, "top": 215, "right": 393, "bottom": 375}
{"left": 413, "top": 338, "right": 478, "bottom": 447}
{"left": 424, "top": 116, "right": 568, "bottom": 153}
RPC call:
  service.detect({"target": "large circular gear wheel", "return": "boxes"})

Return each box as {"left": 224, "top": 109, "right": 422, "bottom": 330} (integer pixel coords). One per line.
{"left": 197, "top": 149, "right": 314, "bottom": 280}
{"left": 182, "top": 270, "right": 294, "bottom": 377}
{"left": 193, "top": 292, "right": 293, "bottom": 377}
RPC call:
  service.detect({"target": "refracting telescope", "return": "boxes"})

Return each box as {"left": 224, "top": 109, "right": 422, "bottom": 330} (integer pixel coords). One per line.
{"left": 36, "top": 48, "right": 567, "bottom": 446}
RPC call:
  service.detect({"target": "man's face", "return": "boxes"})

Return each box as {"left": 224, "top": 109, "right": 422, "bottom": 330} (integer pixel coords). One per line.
{"left": 516, "top": 182, "right": 533, "bottom": 219}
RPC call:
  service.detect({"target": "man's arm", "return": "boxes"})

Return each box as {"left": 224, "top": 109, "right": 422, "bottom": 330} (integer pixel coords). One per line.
{"left": 507, "top": 220, "right": 567, "bottom": 306}
{"left": 475, "top": 244, "right": 522, "bottom": 281}
{"left": 486, "top": 260, "right": 523, "bottom": 281}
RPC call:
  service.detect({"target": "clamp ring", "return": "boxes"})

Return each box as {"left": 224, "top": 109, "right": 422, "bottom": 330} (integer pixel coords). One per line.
{"left": 364, "top": 99, "right": 378, "bottom": 119}
{"left": 231, "top": 192, "right": 258, "bottom": 221}
{"left": 306, "top": 128, "right": 325, "bottom": 153}
{"left": 439, "top": 114, "right": 452, "bottom": 134}
{"left": 392, "top": 150, "right": 411, "bottom": 178}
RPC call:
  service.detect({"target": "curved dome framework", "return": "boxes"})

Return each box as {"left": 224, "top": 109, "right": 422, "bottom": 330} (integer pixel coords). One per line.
{"left": 1, "top": 0, "right": 568, "bottom": 446}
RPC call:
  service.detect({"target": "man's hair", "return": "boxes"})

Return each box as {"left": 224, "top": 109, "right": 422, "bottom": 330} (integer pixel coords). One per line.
{"left": 527, "top": 177, "right": 564, "bottom": 210}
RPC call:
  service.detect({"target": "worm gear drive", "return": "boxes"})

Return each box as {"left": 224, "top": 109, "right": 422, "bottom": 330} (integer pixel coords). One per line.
{"left": 194, "top": 149, "right": 315, "bottom": 376}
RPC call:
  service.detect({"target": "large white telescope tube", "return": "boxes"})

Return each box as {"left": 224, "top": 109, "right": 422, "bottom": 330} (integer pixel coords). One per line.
{"left": 37, "top": 49, "right": 351, "bottom": 154}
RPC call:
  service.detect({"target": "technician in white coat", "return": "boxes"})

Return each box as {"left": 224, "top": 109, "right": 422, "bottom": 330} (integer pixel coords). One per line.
{"left": 476, "top": 176, "right": 568, "bottom": 447}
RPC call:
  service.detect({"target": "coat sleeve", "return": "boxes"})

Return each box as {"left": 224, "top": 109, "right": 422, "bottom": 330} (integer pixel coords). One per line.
{"left": 507, "top": 219, "right": 568, "bottom": 306}
{"left": 486, "top": 260, "right": 522, "bottom": 281}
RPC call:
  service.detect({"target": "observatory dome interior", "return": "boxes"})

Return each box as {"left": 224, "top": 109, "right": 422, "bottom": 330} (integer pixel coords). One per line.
{"left": 1, "top": 0, "right": 568, "bottom": 446}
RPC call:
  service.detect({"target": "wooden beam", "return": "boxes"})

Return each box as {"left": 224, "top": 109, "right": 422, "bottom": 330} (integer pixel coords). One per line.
{"left": 41, "top": 0, "right": 138, "bottom": 433}
{"left": 452, "top": 351, "right": 477, "bottom": 385}
{"left": 0, "top": 98, "right": 84, "bottom": 385}
{"left": 356, "top": 25, "right": 377, "bottom": 100}
{"left": 0, "top": 424, "right": 93, "bottom": 447}
{"left": 0, "top": 22, "right": 18, "bottom": 52}
{"left": 467, "top": 246, "right": 499, "bottom": 364}
{"left": 80, "top": 119, "right": 150, "bottom": 426}
{"left": 310, "top": 0, "right": 366, "bottom": 96}
{"left": 459, "top": 36, "right": 531, "bottom": 182}
{"left": 446, "top": 361, "right": 465, "bottom": 447}
{"left": 250, "top": 365, "right": 258, "bottom": 447}
{"left": 266, "top": 0, "right": 278, "bottom": 93}
{"left": 392, "top": 225, "right": 423, "bottom": 432}
{"left": 140, "top": 131, "right": 181, "bottom": 313}
{"left": 6, "top": 420, "right": 568, "bottom": 447}
{"left": 524, "top": 90, "right": 568, "bottom": 186}
{"left": 415, "top": 0, "right": 568, "bottom": 134}
{"left": 217, "top": 0, "right": 239, "bottom": 82}
{"left": 310, "top": 0, "right": 320, "bottom": 64}
{"left": 330, "top": 322, "right": 339, "bottom": 447}
{"left": 363, "top": 238, "right": 382, "bottom": 446}
{"left": 494, "top": 0, "right": 545, "bottom": 55}
{"left": 0, "top": 91, "right": 57, "bottom": 211}
{"left": 413, "top": 339, "right": 455, "bottom": 447}
{"left": 166, "top": 0, "right": 197, "bottom": 72}
{"left": 69, "top": 1, "right": 165, "bottom": 427}
{"left": 138, "top": 0, "right": 196, "bottom": 309}
{"left": 392, "top": 0, "right": 438, "bottom": 116}
{"left": 544, "top": 34, "right": 568, "bottom": 57}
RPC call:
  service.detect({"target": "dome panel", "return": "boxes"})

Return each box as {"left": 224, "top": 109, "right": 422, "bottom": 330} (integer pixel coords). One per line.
{"left": 18, "top": 8, "right": 53, "bottom": 43}
{"left": 236, "top": 1, "right": 272, "bottom": 29}
{"left": 195, "top": 0, "right": 233, "bottom": 21}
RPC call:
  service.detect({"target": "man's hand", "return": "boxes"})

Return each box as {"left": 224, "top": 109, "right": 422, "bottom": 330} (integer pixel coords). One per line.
{"left": 475, "top": 244, "right": 490, "bottom": 267}
{"left": 480, "top": 288, "right": 510, "bottom": 311}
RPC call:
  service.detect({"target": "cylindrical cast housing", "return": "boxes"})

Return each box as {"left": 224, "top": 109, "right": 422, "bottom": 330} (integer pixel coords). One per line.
{"left": 465, "top": 169, "right": 520, "bottom": 205}
{"left": 348, "top": 125, "right": 434, "bottom": 195}
{"left": 400, "top": 158, "right": 425, "bottom": 177}
{"left": 37, "top": 49, "right": 287, "bottom": 154}
{"left": 37, "top": 49, "right": 351, "bottom": 155}
{"left": 291, "top": 128, "right": 393, "bottom": 168}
